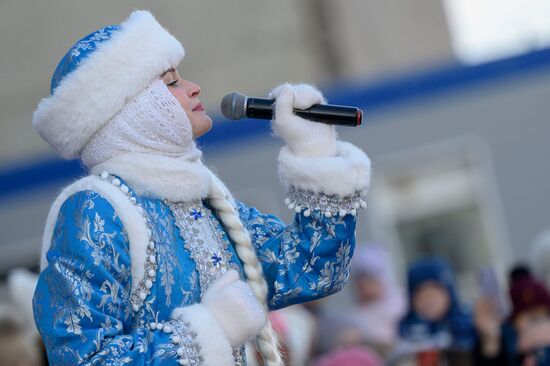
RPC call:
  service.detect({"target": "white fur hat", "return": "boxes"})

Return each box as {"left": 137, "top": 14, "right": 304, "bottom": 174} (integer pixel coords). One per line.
{"left": 33, "top": 10, "right": 185, "bottom": 159}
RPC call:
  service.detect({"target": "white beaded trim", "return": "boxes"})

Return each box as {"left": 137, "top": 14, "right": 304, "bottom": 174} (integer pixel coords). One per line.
{"left": 99, "top": 171, "right": 157, "bottom": 314}
{"left": 150, "top": 318, "right": 203, "bottom": 365}
{"left": 285, "top": 186, "right": 367, "bottom": 217}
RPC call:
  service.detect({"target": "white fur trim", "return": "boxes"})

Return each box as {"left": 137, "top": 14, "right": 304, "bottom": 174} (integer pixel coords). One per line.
{"left": 171, "top": 304, "right": 234, "bottom": 366}
{"left": 33, "top": 10, "right": 185, "bottom": 159}
{"left": 200, "top": 271, "right": 266, "bottom": 347}
{"left": 278, "top": 141, "right": 371, "bottom": 197}
{"left": 40, "top": 176, "right": 149, "bottom": 294}
{"left": 7, "top": 269, "right": 38, "bottom": 337}
{"left": 90, "top": 152, "right": 236, "bottom": 203}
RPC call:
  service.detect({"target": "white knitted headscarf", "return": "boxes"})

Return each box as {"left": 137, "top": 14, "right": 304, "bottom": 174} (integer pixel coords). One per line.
{"left": 81, "top": 79, "right": 201, "bottom": 168}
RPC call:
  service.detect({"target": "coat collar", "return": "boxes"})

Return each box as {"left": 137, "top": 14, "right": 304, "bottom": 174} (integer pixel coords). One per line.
{"left": 89, "top": 152, "right": 221, "bottom": 203}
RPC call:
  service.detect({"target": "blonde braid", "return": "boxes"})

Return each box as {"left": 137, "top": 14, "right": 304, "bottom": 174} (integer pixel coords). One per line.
{"left": 208, "top": 179, "right": 283, "bottom": 366}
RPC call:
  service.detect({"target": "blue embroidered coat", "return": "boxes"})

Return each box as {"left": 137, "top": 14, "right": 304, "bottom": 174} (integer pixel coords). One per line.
{"left": 33, "top": 174, "right": 359, "bottom": 365}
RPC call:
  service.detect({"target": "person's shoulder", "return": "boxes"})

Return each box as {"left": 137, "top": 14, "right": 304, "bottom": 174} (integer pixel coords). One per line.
{"left": 40, "top": 174, "right": 149, "bottom": 270}
{"left": 53, "top": 174, "right": 143, "bottom": 218}
{"left": 46, "top": 174, "right": 138, "bottom": 239}
{"left": 44, "top": 174, "right": 147, "bottom": 247}
{"left": 56, "top": 175, "right": 111, "bottom": 208}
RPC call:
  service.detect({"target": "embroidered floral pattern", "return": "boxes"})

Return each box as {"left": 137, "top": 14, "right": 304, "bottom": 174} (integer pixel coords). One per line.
{"left": 237, "top": 201, "right": 357, "bottom": 310}
{"left": 51, "top": 26, "right": 120, "bottom": 93}
{"left": 70, "top": 27, "right": 118, "bottom": 59}
{"left": 33, "top": 176, "right": 359, "bottom": 365}
{"left": 167, "top": 200, "right": 235, "bottom": 295}
{"left": 153, "top": 316, "right": 203, "bottom": 365}
{"left": 98, "top": 172, "right": 158, "bottom": 318}
{"left": 35, "top": 190, "right": 138, "bottom": 364}
{"left": 167, "top": 200, "right": 245, "bottom": 364}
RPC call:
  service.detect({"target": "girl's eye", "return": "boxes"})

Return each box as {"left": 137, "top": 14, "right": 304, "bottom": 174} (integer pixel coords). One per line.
{"left": 167, "top": 79, "right": 179, "bottom": 87}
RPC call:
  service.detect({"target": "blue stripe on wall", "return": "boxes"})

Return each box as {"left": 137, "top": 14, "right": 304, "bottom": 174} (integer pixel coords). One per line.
{"left": 2, "top": 48, "right": 550, "bottom": 200}
{"left": 0, "top": 159, "right": 86, "bottom": 199}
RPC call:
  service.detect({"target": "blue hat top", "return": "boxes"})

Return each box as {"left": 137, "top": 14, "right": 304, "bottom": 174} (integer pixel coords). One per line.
{"left": 50, "top": 25, "right": 120, "bottom": 94}
{"left": 407, "top": 257, "right": 456, "bottom": 296}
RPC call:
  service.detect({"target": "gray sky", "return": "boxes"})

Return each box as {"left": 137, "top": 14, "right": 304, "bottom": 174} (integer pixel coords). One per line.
{"left": 443, "top": 0, "right": 550, "bottom": 63}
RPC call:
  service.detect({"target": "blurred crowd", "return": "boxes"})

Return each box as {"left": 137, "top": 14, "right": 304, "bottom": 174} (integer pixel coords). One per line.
{"left": 3, "top": 230, "right": 550, "bottom": 366}
{"left": 248, "top": 230, "right": 550, "bottom": 366}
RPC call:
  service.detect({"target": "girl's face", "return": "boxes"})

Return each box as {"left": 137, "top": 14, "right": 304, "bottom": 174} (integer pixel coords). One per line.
{"left": 515, "top": 306, "right": 550, "bottom": 333}
{"left": 162, "top": 69, "right": 212, "bottom": 138}
{"left": 412, "top": 281, "right": 451, "bottom": 321}
{"left": 355, "top": 274, "right": 384, "bottom": 304}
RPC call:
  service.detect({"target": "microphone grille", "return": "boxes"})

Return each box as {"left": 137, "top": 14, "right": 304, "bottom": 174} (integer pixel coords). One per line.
{"left": 221, "top": 92, "right": 247, "bottom": 120}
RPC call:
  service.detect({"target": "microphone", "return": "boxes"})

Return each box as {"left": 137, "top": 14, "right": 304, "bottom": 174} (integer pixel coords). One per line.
{"left": 221, "top": 91, "right": 362, "bottom": 127}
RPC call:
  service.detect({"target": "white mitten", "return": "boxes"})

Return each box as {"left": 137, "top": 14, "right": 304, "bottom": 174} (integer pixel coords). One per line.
{"left": 270, "top": 83, "right": 337, "bottom": 157}
{"left": 201, "top": 270, "right": 266, "bottom": 347}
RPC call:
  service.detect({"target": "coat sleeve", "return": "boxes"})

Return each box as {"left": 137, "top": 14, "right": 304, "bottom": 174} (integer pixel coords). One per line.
{"left": 236, "top": 141, "right": 371, "bottom": 311}
{"left": 33, "top": 190, "right": 234, "bottom": 366}
{"left": 236, "top": 201, "right": 357, "bottom": 311}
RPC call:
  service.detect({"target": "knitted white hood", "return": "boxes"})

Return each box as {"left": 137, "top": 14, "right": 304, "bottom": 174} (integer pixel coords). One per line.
{"left": 85, "top": 79, "right": 224, "bottom": 203}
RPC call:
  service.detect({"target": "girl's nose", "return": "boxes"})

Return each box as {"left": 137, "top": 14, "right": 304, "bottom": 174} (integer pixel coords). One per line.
{"left": 186, "top": 80, "right": 200, "bottom": 97}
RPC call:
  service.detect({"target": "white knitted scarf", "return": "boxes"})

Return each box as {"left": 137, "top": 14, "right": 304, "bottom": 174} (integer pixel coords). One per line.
{"left": 81, "top": 79, "right": 202, "bottom": 168}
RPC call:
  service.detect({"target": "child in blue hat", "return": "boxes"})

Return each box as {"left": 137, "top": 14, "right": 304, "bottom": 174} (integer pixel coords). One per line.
{"left": 390, "top": 257, "right": 475, "bottom": 364}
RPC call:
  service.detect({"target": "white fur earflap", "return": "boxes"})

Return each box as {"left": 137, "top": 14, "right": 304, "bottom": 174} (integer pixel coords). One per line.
{"left": 33, "top": 10, "right": 185, "bottom": 159}
{"left": 171, "top": 304, "right": 235, "bottom": 366}
{"left": 278, "top": 141, "right": 371, "bottom": 197}
{"left": 40, "top": 176, "right": 150, "bottom": 294}
{"left": 90, "top": 152, "right": 235, "bottom": 203}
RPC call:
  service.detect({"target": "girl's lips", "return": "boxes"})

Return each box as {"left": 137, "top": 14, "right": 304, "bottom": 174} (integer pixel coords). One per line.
{"left": 192, "top": 102, "right": 204, "bottom": 112}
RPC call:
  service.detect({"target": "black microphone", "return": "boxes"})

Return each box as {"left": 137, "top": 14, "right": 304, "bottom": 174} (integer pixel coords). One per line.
{"left": 220, "top": 91, "right": 362, "bottom": 127}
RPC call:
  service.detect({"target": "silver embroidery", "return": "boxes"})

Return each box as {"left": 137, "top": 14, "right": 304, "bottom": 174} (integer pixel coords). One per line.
{"left": 167, "top": 200, "right": 246, "bottom": 365}
{"left": 166, "top": 201, "right": 234, "bottom": 296}
{"left": 96, "top": 175, "right": 247, "bottom": 363}
{"left": 285, "top": 186, "right": 367, "bottom": 217}
{"left": 154, "top": 317, "right": 203, "bottom": 365}
{"left": 233, "top": 346, "right": 246, "bottom": 366}
{"left": 71, "top": 27, "right": 116, "bottom": 59}
{"left": 99, "top": 172, "right": 157, "bottom": 319}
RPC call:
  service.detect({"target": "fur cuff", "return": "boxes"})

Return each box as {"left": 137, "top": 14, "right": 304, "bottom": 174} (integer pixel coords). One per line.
{"left": 278, "top": 141, "right": 371, "bottom": 197}
{"left": 33, "top": 10, "right": 184, "bottom": 159}
{"left": 171, "top": 304, "right": 235, "bottom": 366}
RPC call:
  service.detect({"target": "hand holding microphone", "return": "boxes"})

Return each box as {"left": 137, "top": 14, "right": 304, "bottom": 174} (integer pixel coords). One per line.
{"left": 222, "top": 83, "right": 351, "bottom": 157}
{"left": 270, "top": 83, "right": 338, "bottom": 157}
{"left": 220, "top": 85, "right": 363, "bottom": 127}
